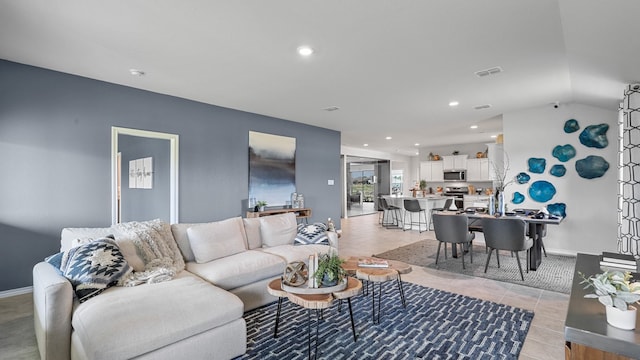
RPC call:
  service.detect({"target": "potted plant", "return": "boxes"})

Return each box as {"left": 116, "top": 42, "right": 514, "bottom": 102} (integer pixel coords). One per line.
{"left": 419, "top": 180, "right": 427, "bottom": 190}
{"left": 580, "top": 270, "right": 640, "bottom": 330}
{"left": 314, "top": 253, "right": 346, "bottom": 287}
{"left": 255, "top": 200, "right": 267, "bottom": 212}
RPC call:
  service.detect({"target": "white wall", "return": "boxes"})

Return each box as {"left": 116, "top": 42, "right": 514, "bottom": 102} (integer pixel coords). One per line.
{"left": 503, "top": 103, "right": 618, "bottom": 255}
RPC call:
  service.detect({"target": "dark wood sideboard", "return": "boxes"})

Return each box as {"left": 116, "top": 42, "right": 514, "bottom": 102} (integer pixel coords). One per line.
{"left": 564, "top": 253, "right": 640, "bottom": 360}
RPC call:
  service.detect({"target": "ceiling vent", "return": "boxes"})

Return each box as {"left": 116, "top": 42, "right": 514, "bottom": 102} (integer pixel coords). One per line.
{"left": 474, "top": 66, "right": 503, "bottom": 77}
{"left": 323, "top": 106, "right": 340, "bottom": 111}
{"left": 473, "top": 104, "right": 492, "bottom": 110}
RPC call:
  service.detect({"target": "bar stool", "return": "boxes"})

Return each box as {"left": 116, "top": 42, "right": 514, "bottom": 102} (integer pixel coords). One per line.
{"left": 380, "top": 197, "right": 401, "bottom": 228}
{"left": 403, "top": 199, "right": 428, "bottom": 233}
{"left": 429, "top": 198, "right": 453, "bottom": 230}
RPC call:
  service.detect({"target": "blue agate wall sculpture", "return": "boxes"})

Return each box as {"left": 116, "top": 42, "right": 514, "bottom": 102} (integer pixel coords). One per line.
{"left": 547, "top": 203, "right": 567, "bottom": 217}
{"left": 528, "top": 180, "right": 556, "bottom": 202}
{"left": 552, "top": 144, "right": 576, "bottom": 162}
{"left": 579, "top": 123, "right": 609, "bottom": 149}
{"left": 550, "top": 164, "right": 566, "bottom": 177}
{"left": 512, "top": 192, "right": 525, "bottom": 204}
{"left": 564, "top": 119, "right": 580, "bottom": 133}
{"left": 575, "top": 155, "right": 609, "bottom": 179}
{"left": 516, "top": 172, "right": 530, "bottom": 184}
{"left": 528, "top": 158, "right": 546, "bottom": 173}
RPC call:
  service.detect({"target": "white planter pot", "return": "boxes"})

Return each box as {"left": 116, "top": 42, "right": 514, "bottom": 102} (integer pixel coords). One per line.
{"left": 606, "top": 305, "right": 637, "bottom": 330}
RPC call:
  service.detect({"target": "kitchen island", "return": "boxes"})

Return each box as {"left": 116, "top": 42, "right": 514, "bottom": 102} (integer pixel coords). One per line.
{"left": 564, "top": 253, "right": 639, "bottom": 359}
{"left": 382, "top": 195, "right": 453, "bottom": 230}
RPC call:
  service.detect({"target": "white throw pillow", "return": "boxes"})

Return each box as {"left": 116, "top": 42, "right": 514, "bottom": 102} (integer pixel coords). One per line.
{"left": 187, "top": 217, "right": 248, "bottom": 263}
{"left": 259, "top": 213, "right": 297, "bottom": 248}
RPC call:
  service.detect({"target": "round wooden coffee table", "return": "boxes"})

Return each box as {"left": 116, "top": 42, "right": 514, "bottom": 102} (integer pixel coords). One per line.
{"left": 267, "top": 276, "right": 362, "bottom": 359}
{"left": 342, "top": 256, "right": 412, "bottom": 324}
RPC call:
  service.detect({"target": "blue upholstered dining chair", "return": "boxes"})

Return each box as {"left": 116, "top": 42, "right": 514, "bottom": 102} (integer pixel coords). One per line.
{"left": 481, "top": 217, "right": 532, "bottom": 281}
{"left": 432, "top": 213, "right": 475, "bottom": 269}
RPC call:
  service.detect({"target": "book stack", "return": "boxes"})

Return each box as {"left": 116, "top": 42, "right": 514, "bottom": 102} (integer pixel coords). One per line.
{"left": 308, "top": 253, "right": 319, "bottom": 288}
{"left": 358, "top": 258, "right": 389, "bottom": 268}
{"left": 599, "top": 252, "right": 639, "bottom": 272}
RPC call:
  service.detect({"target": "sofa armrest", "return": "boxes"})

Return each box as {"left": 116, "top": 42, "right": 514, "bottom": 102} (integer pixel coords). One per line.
{"left": 33, "top": 262, "right": 73, "bottom": 360}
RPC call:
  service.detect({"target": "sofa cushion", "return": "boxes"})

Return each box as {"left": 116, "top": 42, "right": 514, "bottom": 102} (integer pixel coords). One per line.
{"left": 242, "top": 217, "right": 262, "bottom": 250}
{"left": 61, "top": 227, "right": 113, "bottom": 252}
{"left": 187, "top": 217, "right": 248, "bottom": 263}
{"left": 295, "top": 223, "right": 329, "bottom": 245}
{"left": 59, "top": 237, "right": 132, "bottom": 303}
{"left": 259, "top": 213, "right": 297, "bottom": 247}
{"left": 72, "top": 272, "right": 244, "bottom": 360}
{"left": 170, "top": 223, "right": 198, "bottom": 262}
{"left": 186, "top": 250, "right": 285, "bottom": 290}
{"left": 261, "top": 244, "right": 333, "bottom": 264}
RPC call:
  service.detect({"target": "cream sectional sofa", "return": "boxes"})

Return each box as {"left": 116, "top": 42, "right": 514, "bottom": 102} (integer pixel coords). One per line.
{"left": 33, "top": 213, "right": 337, "bottom": 360}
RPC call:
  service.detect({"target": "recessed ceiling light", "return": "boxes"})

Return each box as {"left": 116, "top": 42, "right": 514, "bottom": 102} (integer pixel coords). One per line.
{"left": 470, "top": 125, "right": 478, "bottom": 129}
{"left": 385, "top": 136, "right": 392, "bottom": 140}
{"left": 414, "top": 143, "right": 420, "bottom": 146}
{"left": 297, "top": 46, "right": 314, "bottom": 56}
{"left": 129, "top": 69, "right": 145, "bottom": 76}
{"left": 363, "top": 143, "right": 369, "bottom": 147}
{"left": 449, "top": 101, "right": 459, "bottom": 107}
{"left": 490, "top": 135, "right": 497, "bottom": 138}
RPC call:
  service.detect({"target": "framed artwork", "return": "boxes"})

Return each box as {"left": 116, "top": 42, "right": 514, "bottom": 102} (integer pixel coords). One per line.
{"left": 249, "top": 131, "right": 296, "bottom": 207}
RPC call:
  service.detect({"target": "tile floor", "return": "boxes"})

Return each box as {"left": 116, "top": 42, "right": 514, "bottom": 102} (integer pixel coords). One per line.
{"left": 340, "top": 213, "right": 568, "bottom": 360}
{"left": 0, "top": 213, "right": 569, "bottom": 359}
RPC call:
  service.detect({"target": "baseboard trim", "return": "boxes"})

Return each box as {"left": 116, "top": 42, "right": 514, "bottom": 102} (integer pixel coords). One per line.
{"left": 0, "top": 286, "right": 33, "bottom": 298}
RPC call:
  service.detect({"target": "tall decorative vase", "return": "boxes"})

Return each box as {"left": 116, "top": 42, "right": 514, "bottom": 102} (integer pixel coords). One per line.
{"left": 493, "top": 189, "right": 505, "bottom": 215}
{"left": 606, "top": 305, "right": 637, "bottom": 330}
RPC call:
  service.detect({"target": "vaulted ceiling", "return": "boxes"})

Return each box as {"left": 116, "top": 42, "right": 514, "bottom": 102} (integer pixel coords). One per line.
{"left": 1, "top": 0, "right": 639, "bottom": 156}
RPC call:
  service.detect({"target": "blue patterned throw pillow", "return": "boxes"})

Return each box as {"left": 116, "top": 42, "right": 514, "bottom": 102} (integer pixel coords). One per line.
{"left": 295, "top": 223, "right": 329, "bottom": 245}
{"left": 59, "top": 237, "right": 131, "bottom": 303}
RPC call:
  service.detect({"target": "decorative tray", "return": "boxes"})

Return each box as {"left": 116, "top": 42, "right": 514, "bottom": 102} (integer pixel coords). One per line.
{"left": 281, "top": 278, "right": 347, "bottom": 294}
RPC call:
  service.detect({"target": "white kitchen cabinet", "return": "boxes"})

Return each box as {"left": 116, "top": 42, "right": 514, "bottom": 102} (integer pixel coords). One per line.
{"left": 466, "top": 158, "right": 491, "bottom": 181}
{"left": 420, "top": 161, "right": 444, "bottom": 182}
{"left": 442, "top": 155, "right": 468, "bottom": 170}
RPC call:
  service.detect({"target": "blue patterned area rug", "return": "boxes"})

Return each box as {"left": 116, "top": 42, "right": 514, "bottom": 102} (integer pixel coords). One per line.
{"left": 236, "top": 281, "right": 534, "bottom": 359}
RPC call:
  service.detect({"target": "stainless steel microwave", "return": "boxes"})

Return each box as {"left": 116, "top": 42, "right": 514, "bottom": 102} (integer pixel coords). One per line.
{"left": 443, "top": 170, "right": 466, "bottom": 182}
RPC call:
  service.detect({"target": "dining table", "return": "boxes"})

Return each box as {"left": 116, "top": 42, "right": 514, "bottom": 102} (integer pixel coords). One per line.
{"left": 445, "top": 210, "right": 563, "bottom": 271}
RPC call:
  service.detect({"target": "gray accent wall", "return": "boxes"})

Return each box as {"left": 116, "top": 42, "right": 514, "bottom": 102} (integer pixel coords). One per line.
{"left": 0, "top": 59, "right": 341, "bottom": 291}
{"left": 118, "top": 134, "right": 171, "bottom": 223}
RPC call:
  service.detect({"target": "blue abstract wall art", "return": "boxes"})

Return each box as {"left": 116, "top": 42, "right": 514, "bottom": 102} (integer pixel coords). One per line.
{"left": 528, "top": 158, "right": 546, "bottom": 174}
{"left": 579, "top": 123, "right": 609, "bottom": 149}
{"left": 550, "top": 164, "right": 566, "bottom": 177}
{"left": 575, "top": 155, "right": 609, "bottom": 179}
{"left": 546, "top": 203, "right": 567, "bottom": 218}
{"left": 515, "top": 172, "right": 530, "bottom": 184}
{"left": 528, "top": 180, "right": 556, "bottom": 202}
{"left": 552, "top": 144, "right": 576, "bottom": 162}
{"left": 564, "top": 119, "right": 580, "bottom": 133}
{"left": 512, "top": 192, "right": 525, "bottom": 204}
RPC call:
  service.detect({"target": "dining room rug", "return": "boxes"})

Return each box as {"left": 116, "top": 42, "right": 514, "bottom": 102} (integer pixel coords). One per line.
{"left": 236, "top": 281, "right": 533, "bottom": 359}
{"left": 375, "top": 239, "right": 575, "bottom": 294}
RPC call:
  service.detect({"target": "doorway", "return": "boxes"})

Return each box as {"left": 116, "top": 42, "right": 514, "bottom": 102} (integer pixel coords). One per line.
{"left": 345, "top": 156, "right": 390, "bottom": 217}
